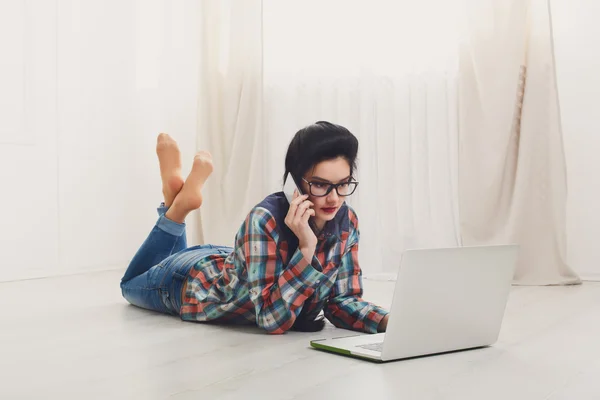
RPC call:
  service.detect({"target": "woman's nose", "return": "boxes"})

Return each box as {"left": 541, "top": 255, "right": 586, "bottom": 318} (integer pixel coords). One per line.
{"left": 326, "top": 188, "right": 339, "bottom": 202}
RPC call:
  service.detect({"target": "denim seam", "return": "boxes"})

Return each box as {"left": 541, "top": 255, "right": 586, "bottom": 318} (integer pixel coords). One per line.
{"left": 158, "top": 235, "right": 183, "bottom": 289}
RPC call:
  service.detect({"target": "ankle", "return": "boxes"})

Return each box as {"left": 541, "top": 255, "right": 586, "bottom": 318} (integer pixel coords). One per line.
{"left": 165, "top": 205, "right": 187, "bottom": 224}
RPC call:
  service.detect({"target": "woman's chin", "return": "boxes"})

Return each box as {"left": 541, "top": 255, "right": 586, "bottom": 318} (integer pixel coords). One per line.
{"left": 316, "top": 209, "right": 339, "bottom": 221}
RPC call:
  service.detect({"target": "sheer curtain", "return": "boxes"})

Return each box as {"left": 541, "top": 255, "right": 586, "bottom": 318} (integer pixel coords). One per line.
{"left": 196, "top": 0, "right": 577, "bottom": 283}
{"left": 262, "top": 0, "right": 462, "bottom": 277}
{"left": 0, "top": 0, "right": 203, "bottom": 281}
{"left": 458, "top": 0, "right": 580, "bottom": 285}
{"left": 197, "top": 0, "right": 461, "bottom": 277}
{"left": 196, "top": 0, "right": 266, "bottom": 247}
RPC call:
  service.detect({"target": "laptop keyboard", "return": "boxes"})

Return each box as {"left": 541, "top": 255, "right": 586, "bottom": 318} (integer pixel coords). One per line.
{"left": 357, "top": 342, "right": 383, "bottom": 352}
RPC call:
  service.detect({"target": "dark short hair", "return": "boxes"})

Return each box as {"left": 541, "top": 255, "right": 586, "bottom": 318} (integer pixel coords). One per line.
{"left": 283, "top": 121, "right": 358, "bottom": 185}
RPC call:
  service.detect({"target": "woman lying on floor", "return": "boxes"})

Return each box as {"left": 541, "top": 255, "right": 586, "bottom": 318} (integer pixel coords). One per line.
{"left": 120, "top": 121, "right": 389, "bottom": 334}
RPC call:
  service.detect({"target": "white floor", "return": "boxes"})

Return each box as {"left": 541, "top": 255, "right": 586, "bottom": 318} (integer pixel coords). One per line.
{"left": 1, "top": 271, "right": 600, "bottom": 400}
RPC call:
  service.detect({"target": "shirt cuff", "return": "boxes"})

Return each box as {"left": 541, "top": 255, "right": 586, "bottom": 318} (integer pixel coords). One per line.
{"left": 363, "top": 306, "right": 389, "bottom": 334}
{"left": 284, "top": 249, "right": 328, "bottom": 290}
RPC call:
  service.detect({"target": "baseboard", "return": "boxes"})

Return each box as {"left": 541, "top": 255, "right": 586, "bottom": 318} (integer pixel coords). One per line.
{"left": 581, "top": 274, "right": 600, "bottom": 282}
{"left": 0, "top": 264, "right": 124, "bottom": 283}
{"left": 3, "top": 267, "right": 598, "bottom": 284}
{"left": 364, "top": 273, "right": 600, "bottom": 284}
{"left": 363, "top": 273, "right": 397, "bottom": 282}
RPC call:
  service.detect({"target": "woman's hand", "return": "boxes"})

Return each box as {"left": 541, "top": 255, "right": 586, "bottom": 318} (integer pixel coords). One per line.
{"left": 378, "top": 314, "right": 389, "bottom": 332}
{"left": 285, "top": 191, "right": 318, "bottom": 262}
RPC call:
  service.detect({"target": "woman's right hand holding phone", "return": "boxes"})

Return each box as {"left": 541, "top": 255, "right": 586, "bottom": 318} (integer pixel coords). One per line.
{"left": 284, "top": 190, "right": 317, "bottom": 262}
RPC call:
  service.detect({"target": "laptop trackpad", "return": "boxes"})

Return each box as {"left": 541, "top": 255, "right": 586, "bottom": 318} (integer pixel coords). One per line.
{"left": 356, "top": 341, "right": 384, "bottom": 352}
{"left": 314, "top": 333, "right": 385, "bottom": 351}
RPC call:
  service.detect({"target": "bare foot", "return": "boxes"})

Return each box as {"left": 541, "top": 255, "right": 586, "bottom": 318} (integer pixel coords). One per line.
{"left": 165, "top": 151, "right": 214, "bottom": 223}
{"left": 156, "top": 133, "right": 185, "bottom": 207}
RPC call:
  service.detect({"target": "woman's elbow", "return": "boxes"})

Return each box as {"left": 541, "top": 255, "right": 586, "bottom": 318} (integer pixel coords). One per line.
{"left": 257, "top": 315, "right": 295, "bottom": 334}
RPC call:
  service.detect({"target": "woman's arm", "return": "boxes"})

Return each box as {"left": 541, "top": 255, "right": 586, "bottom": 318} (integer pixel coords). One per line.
{"left": 240, "top": 207, "right": 326, "bottom": 334}
{"left": 324, "top": 211, "right": 389, "bottom": 333}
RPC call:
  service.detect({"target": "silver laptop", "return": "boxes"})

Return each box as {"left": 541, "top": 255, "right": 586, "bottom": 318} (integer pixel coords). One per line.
{"left": 310, "top": 245, "right": 518, "bottom": 362}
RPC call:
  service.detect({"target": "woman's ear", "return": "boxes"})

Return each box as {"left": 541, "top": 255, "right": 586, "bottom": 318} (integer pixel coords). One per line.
{"left": 301, "top": 180, "right": 310, "bottom": 196}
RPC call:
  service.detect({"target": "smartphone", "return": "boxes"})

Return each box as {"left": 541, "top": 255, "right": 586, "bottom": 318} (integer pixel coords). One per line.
{"left": 283, "top": 173, "right": 317, "bottom": 231}
{"left": 283, "top": 172, "right": 303, "bottom": 204}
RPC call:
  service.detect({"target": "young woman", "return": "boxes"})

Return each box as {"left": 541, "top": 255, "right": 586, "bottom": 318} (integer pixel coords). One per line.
{"left": 121, "top": 121, "right": 389, "bottom": 334}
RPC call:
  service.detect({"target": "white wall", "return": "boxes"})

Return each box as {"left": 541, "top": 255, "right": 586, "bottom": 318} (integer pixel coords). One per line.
{"left": 0, "top": 1, "right": 59, "bottom": 281}
{"left": 552, "top": 0, "right": 600, "bottom": 280}
{"left": 0, "top": 0, "right": 201, "bottom": 282}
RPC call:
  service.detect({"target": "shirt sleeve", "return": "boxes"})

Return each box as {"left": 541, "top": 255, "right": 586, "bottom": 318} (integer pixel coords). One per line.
{"left": 324, "top": 209, "right": 389, "bottom": 333}
{"left": 240, "top": 207, "right": 327, "bottom": 334}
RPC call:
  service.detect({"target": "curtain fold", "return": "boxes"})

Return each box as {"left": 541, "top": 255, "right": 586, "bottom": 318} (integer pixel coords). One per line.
{"left": 197, "top": 0, "right": 462, "bottom": 276}
{"left": 458, "top": 0, "right": 580, "bottom": 285}
{"left": 196, "top": 0, "right": 578, "bottom": 283}
{"left": 196, "top": 0, "right": 266, "bottom": 247}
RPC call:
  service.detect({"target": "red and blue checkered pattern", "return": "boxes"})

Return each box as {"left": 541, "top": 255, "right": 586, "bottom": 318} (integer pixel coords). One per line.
{"left": 180, "top": 195, "right": 388, "bottom": 334}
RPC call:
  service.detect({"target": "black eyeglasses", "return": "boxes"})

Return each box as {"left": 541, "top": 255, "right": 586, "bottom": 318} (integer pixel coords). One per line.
{"left": 302, "top": 178, "right": 359, "bottom": 197}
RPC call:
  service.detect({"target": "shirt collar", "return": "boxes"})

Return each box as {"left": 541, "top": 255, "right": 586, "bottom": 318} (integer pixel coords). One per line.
{"left": 314, "top": 214, "right": 342, "bottom": 242}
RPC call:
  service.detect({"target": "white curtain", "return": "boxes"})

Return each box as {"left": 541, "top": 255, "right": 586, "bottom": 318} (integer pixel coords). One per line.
{"left": 263, "top": 75, "right": 462, "bottom": 277}
{"left": 196, "top": 0, "right": 266, "bottom": 247}
{"left": 551, "top": 0, "right": 600, "bottom": 281}
{"left": 197, "top": 0, "right": 461, "bottom": 277}
{"left": 197, "top": 0, "right": 579, "bottom": 283}
{"left": 0, "top": 0, "right": 203, "bottom": 281}
{"left": 458, "top": 0, "right": 580, "bottom": 285}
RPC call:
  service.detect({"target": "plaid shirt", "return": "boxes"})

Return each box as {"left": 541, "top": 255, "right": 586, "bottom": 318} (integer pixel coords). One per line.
{"left": 180, "top": 192, "right": 388, "bottom": 334}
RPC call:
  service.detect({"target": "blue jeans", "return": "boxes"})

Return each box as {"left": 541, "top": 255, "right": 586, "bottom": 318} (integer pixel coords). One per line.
{"left": 120, "top": 204, "right": 231, "bottom": 315}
